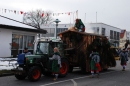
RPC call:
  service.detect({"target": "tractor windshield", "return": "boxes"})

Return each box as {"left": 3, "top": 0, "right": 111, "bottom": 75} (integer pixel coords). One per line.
{"left": 36, "top": 42, "right": 49, "bottom": 54}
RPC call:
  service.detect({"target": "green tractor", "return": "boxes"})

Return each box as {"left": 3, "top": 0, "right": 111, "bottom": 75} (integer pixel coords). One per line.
{"left": 12, "top": 38, "right": 69, "bottom": 82}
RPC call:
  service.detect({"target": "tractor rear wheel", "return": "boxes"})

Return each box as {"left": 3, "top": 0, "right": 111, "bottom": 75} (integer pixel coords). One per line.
{"left": 59, "top": 59, "right": 69, "bottom": 77}
{"left": 28, "top": 66, "right": 41, "bottom": 82}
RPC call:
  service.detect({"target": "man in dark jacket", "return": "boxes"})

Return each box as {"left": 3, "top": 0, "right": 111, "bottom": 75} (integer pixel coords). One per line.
{"left": 17, "top": 48, "right": 31, "bottom": 66}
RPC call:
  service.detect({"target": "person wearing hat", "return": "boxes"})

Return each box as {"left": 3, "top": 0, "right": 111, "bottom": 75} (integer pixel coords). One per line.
{"left": 23, "top": 47, "right": 32, "bottom": 55}
{"left": 119, "top": 48, "right": 128, "bottom": 71}
{"left": 17, "top": 48, "right": 32, "bottom": 67}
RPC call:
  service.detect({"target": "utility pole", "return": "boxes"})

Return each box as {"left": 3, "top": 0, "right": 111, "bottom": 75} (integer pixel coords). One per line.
{"left": 84, "top": 13, "right": 86, "bottom": 24}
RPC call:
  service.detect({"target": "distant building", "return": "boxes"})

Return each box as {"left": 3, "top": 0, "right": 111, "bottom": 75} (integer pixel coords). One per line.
{"left": 41, "top": 23, "right": 130, "bottom": 48}
{"left": 119, "top": 30, "right": 127, "bottom": 48}
{"left": 126, "top": 31, "right": 130, "bottom": 41}
{"left": 41, "top": 24, "right": 73, "bottom": 38}
{"left": 85, "top": 23, "right": 121, "bottom": 47}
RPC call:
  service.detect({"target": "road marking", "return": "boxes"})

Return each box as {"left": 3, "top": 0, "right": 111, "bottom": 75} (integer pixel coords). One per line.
{"left": 40, "top": 71, "right": 115, "bottom": 86}
{"left": 71, "top": 79, "right": 77, "bottom": 86}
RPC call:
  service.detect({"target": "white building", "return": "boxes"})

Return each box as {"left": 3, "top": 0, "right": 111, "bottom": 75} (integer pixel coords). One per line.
{"left": 85, "top": 23, "right": 122, "bottom": 47}
{"left": 41, "top": 23, "right": 122, "bottom": 47}
{"left": 126, "top": 31, "right": 130, "bottom": 40}
{"left": 119, "top": 30, "right": 127, "bottom": 48}
{"left": 0, "top": 19, "right": 46, "bottom": 57}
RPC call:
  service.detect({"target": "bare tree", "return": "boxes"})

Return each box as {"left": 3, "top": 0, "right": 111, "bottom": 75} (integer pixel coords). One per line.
{"left": 23, "top": 9, "right": 53, "bottom": 29}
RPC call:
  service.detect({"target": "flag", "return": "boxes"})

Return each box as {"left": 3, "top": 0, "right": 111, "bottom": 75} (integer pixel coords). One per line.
{"left": 41, "top": 13, "right": 44, "bottom": 17}
{"left": 68, "top": 12, "right": 70, "bottom": 15}
{"left": 20, "top": 11, "right": 23, "bottom": 14}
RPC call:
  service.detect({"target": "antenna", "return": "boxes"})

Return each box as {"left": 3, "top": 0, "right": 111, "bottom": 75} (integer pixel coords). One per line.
{"left": 96, "top": 12, "right": 97, "bottom": 23}
{"left": 84, "top": 13, "right": 86, "bottom": 24}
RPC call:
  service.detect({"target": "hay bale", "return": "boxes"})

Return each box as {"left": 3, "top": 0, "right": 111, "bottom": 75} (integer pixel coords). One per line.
{"left": 68, "top": 27, "right": 78, "bottom": 31}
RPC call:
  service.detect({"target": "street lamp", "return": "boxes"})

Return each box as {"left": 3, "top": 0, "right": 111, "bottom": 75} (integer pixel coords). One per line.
{"left": 53, "top": 19, "right": 61, "bottom": 39}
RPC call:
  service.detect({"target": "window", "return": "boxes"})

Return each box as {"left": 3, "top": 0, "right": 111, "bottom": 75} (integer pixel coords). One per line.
{"left": 102, "top": 28, "right": 105, "bottom": 36}
{"left": 11, "top": 34, "right": 35, "bottom": 55}
{"left": 110, "top": 30, "right": 113, "bottom": 39}
{"left": 97, "top": 27, "right": 99, "bottom": 34}
{"left": 12, "top": 34, "right": 23, "bottom": 49}
{"left": 127, "top": 33, "right": 129, "bottom": 35}
{"left": 114, "top": 31, "right": 116, "bottom": 40}
{"left": 117, "top": 32, "right": 120, "bottom": 40}
{"left": 93, "top": 27, "right": 99, "bottom": 34}
{"left": 27, "top": 36, "right": 34, "bottom": 49}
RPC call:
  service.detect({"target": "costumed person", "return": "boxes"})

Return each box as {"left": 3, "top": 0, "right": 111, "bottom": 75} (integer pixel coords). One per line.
{"left": 119, "top": 48, "right": 128, "bottom": 71}
{"left": 89, "top": 49, "right": 101, "bottom": 78}
{"left": 74, "top": 19, "right": 85, "bottom": 32}
{"left": 49, "top": 47, "right": 62, "bottom": 81}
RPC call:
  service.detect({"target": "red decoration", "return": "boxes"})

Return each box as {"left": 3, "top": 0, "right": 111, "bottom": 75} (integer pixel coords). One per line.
{"left": 68, "top": 12, "right": 70, "bottom": 15}
{"left": 20, "top": 11, "right": 23, "bottom": 14}
{"left": 12, "top": 42, "right": 17, "bottom": 47}
{"left": 28, "top": 43, "right": 33, "bottom": 47}
{"left": 42, "top": 13, "right": 44, "bottom": 17}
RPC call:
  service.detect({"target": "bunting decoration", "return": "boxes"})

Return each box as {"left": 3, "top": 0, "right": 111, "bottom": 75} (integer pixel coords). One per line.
{"left": 0, "top": 8, "right": 78, "bottom": 17}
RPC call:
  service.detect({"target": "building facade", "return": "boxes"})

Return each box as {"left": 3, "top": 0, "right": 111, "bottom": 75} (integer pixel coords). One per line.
{"left": 41, "top": 23, "right": 130, "bottom": 48}
{"left": 85, "top": 23, "right": 121, "bottom": 47}
{"left": 41, "top": 24, "right": 72, "bottom": 38}
{"left": 0, "top": 24, "right": 45, "bottom": 57}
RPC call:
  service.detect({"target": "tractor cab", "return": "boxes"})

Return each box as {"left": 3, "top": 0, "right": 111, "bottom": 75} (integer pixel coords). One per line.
{"left": 36, "top": 38, "right": 64, "bottom": 57}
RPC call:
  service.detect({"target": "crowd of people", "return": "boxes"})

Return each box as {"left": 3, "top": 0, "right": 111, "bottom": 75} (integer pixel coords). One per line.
{"left": 89, "top": 45, "right": 130, "bottom": 78}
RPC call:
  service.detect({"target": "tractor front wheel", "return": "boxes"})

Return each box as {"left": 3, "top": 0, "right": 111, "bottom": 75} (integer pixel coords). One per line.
{"left": 28, "top": 66, "right": 41, "bottom": 82}
{"left": 60, "top": 59, "right": 69, "bottom": 77}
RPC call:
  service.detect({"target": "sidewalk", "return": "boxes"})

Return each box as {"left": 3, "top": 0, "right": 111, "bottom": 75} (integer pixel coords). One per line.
{"left": 0, "top": 58, "right": 17, "bottom": 77}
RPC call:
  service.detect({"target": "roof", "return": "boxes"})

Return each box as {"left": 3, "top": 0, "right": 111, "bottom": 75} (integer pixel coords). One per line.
{"left": 120, "top": 30, "right": 126, "bottom": 38}
{"left": 0, "top": 24, "right": 47, "bottom": 34}
{"left": 89, "top": 22, "right": 122, "bottom": 30}
{"left": 58, "top": 30, "right": 105, "bottom": 37}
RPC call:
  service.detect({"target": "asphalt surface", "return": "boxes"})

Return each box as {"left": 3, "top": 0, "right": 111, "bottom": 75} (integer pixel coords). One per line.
{"left": 0, "top": 60, "right": 130, "bottom": 86}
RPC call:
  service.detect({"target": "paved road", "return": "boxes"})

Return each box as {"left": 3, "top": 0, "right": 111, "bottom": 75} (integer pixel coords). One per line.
{"left": 0, "top": 60, "right": 130, "bottom": 86}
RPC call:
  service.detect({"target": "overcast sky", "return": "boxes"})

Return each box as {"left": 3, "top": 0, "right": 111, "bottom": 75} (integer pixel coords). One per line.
{"left": 0, "top": 0, "right": 130, "bottom": 31}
